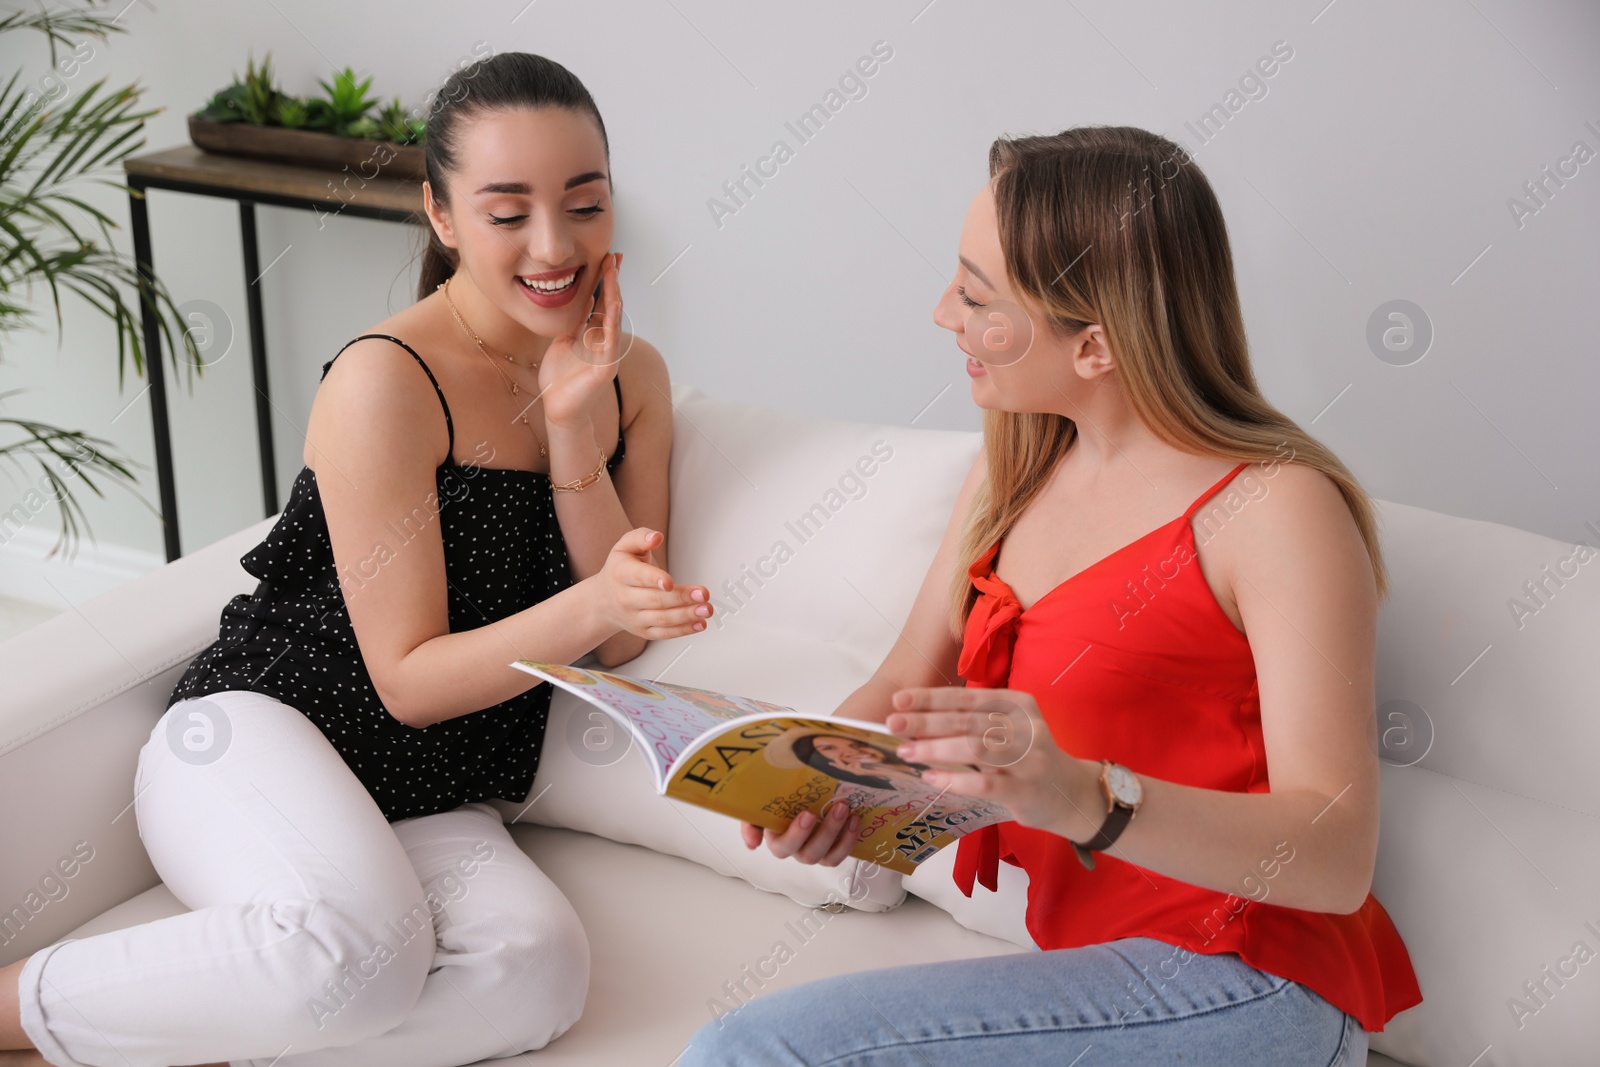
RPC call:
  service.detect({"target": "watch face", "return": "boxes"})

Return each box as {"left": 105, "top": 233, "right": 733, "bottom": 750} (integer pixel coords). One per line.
{"left": 1106, "top": 764, "right": 1142, "bottom": 806}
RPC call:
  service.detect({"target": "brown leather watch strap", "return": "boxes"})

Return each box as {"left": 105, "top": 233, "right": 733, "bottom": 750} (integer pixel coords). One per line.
{"left": 1084, "top": 803, "right": 1134, "bottom": 853}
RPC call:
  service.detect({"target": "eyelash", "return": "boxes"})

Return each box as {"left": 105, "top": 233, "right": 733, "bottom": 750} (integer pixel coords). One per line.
{"left": 487, "top": 205, "right": 605, "bottom": 226}
{"left": 957, "top": 286, "right": 983, "bottom": 308}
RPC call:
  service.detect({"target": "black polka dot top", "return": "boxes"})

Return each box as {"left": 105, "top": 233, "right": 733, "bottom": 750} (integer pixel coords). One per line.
{"left": 167, "top": 332, "right": 626, "bottom": 823}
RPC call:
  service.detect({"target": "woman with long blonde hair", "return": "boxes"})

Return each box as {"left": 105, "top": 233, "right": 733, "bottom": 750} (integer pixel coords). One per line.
{"left": 684, "top": 125, "right": 1421, "bottom": 1065}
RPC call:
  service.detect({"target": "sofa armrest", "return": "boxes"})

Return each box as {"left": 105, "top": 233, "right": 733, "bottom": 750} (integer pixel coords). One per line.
{"left": 0, "top": 517, "right": 275, "bottom": 966}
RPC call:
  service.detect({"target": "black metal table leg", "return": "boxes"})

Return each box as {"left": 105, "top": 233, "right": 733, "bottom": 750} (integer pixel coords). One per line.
{"left": 127, "top": 180, "right": 181, "bottom": 563}
{"left": 238, "top": 201, "right": 279, "bottom": 517}
{"left": 126, "top": 151, "right": 419, "bottom": 558}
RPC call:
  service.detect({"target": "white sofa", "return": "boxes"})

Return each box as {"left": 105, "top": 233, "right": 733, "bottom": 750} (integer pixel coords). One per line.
{"left": 3, "top": 385, "right": 1597, "bottom": 1067}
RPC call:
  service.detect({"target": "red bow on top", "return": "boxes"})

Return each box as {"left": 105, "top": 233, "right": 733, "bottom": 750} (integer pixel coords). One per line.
{"left": 951, "top": 544, "right": 1019, "bottom": 896}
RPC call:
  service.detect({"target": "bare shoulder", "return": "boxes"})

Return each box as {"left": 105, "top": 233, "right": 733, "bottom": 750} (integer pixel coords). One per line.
{"left": 1240, "top": 458, "right": 1357, "bottom": 531}
{"left": 616, "top": 332, "right": 670, "bottom": 427}
{"left": 306, "top": 333, "right": 450, "bottom": 472}
{"left": 1224, "top": 458, "right": 1373, "bottom": 592}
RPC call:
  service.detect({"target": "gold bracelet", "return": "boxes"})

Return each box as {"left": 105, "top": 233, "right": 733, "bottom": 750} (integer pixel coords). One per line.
{"left": 550, "top": 446, "right": 608, "bottom": 492}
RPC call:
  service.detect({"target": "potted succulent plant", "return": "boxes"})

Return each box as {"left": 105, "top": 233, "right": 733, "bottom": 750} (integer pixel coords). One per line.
{"left": 187, "top": 53, "right": 426, "bottom": 180}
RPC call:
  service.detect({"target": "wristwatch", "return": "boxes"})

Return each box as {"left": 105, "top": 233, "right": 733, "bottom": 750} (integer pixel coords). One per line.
{"left": 1071, "top": 759, "right": 1143, "bottom": 870}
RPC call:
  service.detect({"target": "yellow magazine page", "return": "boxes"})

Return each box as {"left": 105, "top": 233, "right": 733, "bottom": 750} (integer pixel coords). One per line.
{"left": 665, "top": 715, "right": 1011, "bottom": 876}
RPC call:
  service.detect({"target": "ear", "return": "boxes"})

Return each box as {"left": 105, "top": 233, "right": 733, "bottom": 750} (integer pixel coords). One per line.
{"left": 422, "top": 180, "right": 460, "bottom": 251}
{"left": 1071, "top": 323, "right": 1116, "bottom": 381}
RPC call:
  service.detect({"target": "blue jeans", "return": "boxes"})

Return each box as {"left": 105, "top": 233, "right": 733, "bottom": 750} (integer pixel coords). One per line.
{"left": 677, "top": 936, "right": 1367, "bottom": 1066}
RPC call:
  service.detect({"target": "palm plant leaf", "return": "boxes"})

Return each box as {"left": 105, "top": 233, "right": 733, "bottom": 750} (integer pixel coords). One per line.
{"left": 0, "top": 392, "right": 154, "bottom": 562}
{"left": 0, "top": 3, "right": 126, "bottom": 69}
{"left": 0, "top": 0, "right": 204, "bottom": 558}
{"left": 0, "top": 70, "right": 199, "bottom": 380}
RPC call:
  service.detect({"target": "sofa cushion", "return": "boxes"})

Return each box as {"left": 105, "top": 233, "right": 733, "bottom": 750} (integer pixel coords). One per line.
{"left": 1357, "top": 500, "right": 1600, "bottom": 1067}
{"left": 487, "top": 384, "right": 983, "bottom": 913}
{"left": 902, "top": 827, "right": 1034, "bottom": 948}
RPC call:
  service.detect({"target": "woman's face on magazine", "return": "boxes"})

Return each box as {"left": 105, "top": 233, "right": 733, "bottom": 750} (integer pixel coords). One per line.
{"left": 813, "top": 735, "right": 899, "bottom": 775}
{"left": 441, "top": 105, "right": 613, "bottom": 337}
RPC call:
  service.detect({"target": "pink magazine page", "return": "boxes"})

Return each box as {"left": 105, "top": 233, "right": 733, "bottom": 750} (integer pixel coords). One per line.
{"left": 511, "top": 661, "right": 798, "bottom": 784}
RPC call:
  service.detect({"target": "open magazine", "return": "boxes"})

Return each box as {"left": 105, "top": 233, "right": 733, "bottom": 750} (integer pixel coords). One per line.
{"left": 511, "top": 661, "right": 1012, "bottom": 875}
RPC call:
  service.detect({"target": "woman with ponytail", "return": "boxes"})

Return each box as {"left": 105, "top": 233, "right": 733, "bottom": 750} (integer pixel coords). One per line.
{"left": 3, "top": 52, "right": 704, "bottom": 1067}
{"left": 687, "top": 126, "right": 1421, "bottom": 1065}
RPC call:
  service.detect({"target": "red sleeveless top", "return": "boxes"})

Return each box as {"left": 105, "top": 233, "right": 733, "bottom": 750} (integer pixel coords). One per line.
{"left": 950, "top": 461, "right": 1422, "bottom": 1032}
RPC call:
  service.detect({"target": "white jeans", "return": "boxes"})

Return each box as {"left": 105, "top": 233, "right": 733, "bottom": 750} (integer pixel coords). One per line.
{"left": 16, "top": 689, "right": 589, "bottom": 1067}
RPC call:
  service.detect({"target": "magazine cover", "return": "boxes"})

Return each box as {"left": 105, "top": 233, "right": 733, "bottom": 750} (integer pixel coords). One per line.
{"left": 511, "top": 661, "right": 1012, "bottom": 875}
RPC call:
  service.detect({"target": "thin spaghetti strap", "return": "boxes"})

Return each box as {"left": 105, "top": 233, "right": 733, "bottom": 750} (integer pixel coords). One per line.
{"left": 323, "top": 333, "right": 455, "bottom": 466}
{"left": 1182, "top": 461, "right": 1251, "bottom": 520}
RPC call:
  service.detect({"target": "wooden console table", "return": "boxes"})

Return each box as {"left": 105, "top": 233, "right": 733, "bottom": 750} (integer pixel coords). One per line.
{"left": 123, "top": 144, "right": 423, "bottom": 561}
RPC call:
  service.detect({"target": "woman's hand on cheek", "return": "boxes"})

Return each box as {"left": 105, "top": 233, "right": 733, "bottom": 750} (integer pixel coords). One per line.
{"left": 540, "top": 251, "right": 624, "bottom": 428}
{"left": 885, "top": 686, "right": 1099, "bottom": 836}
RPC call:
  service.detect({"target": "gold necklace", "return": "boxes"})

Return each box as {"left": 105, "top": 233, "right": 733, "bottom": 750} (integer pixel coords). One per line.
{"left": 439, "top": 275, "right": 547, "bottom": 458}
{"left": 439, "top": 275, "right": 541, "bottom": 370}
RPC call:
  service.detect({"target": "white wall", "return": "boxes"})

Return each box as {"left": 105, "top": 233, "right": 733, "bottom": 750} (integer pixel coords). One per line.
{"left": 1, "top": 0, "right": 1596, "bottom": 593}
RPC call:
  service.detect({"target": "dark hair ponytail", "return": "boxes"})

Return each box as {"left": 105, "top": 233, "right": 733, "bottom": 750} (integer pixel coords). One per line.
{"left": 416, "top": 51, "right": 609, "bottom": 301}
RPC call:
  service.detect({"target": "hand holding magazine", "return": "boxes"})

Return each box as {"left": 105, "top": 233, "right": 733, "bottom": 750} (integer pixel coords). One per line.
{"left": 512, "top": 661, "right": 1012, "bottom": 875}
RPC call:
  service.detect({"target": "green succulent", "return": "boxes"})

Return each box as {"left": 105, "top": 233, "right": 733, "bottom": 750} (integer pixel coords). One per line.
{"left": 195, "top": 81, "right": 246, "bottom": 122}
{"left": 375, "top": 95, "right": 425, "bottom": 145}
{"left": 301, "top": 95, "right": 336, "bottom": 131}
{"left": 343, "top": 115, "right": 380, "bottom": 140}
{"left": 316, "top": 67, "right": 377, "bottom": 134}
{"left": 194, "top": 54, "right": 426, "bottom": 148}
{"left": 270, "top": 94, "right": 307, "bottom": 129}
{"left": 196, "top": 58, "right": 425, "bottom": 143}
{"left": 237, "top": 51, "right": 281, "bottom": 125}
